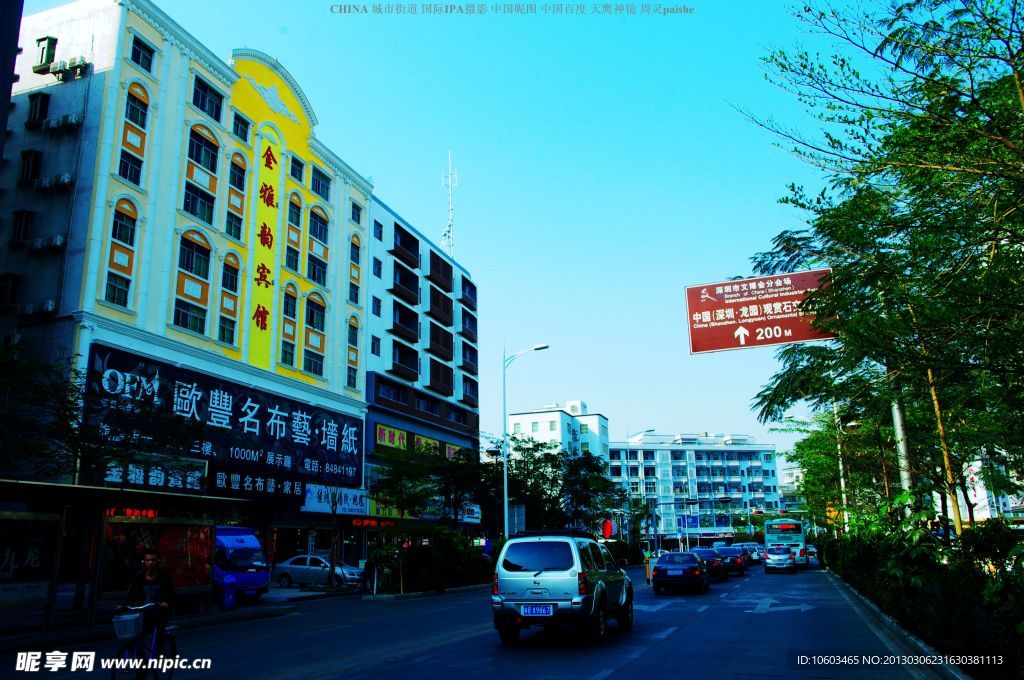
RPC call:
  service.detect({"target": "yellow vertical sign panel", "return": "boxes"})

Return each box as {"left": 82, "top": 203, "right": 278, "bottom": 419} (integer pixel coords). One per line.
{"left": 250, "top": 138, "right": 282, "bottom": 370}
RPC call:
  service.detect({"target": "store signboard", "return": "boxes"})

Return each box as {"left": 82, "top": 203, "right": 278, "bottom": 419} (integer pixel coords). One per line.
{"left": 83, "top": 344, "right": 364, "bottom": 498}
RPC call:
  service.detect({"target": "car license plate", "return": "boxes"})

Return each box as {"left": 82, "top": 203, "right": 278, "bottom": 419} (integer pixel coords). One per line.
{"left": 668, "top": 569, "right": 682, "bottom": 576}
{"left": 522, "top": 604, "right": 552, "bottom": 616}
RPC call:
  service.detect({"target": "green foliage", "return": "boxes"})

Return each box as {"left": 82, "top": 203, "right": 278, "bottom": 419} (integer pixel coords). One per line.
{"left": 823, "top": 524, "right": 1024, "bottom": 677}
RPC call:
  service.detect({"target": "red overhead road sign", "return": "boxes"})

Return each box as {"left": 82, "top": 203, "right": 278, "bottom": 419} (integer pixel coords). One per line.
{"left": 685, "top": 268, "right": 836, "bottom": 354}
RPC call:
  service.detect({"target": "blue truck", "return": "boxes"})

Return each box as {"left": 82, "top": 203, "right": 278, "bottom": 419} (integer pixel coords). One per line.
{"left": 213, "top": 526, "right": 270, "bottom": 602}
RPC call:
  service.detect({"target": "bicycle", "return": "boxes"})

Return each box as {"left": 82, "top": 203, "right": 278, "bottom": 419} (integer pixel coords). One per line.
{"left": 111, "top": 603, "right": 178, "bottom": 679}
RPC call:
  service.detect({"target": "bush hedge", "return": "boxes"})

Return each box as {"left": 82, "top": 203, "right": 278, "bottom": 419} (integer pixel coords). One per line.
{"left": 821, "top": 520, "right": 1024, "bottom": 679}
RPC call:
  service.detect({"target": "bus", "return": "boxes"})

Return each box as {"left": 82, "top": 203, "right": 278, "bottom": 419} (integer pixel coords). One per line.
{"left": 763, "top": 518, "right": 807, "bottom": 567}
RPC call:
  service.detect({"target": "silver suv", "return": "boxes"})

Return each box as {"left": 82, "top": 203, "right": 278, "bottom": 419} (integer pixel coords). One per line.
{"left": 491, "top": 531, "right": 634, "bottom": 644}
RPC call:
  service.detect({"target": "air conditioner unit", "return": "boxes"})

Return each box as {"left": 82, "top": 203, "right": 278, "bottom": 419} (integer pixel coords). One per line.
{"left": 56, "top": 172, "right": 73, "bottom": 186}
{"left": 49, "top": 61, "right": 66, "bottom": 75}
{"left": 49, "top": 234, "right": 66, "bottom": 248}
{"left": 34, "top": 177, "right": 52, "bottom": 190}
{"left": 40, "top": 299, "right": 56, "bottom": 313}
{"left": 43, "top": 117, "right": 60, "bottom": 131}
{"left": 29, "top": 238, "right": 45, "bottom": 251}
{"left": 67, "top": 57, "right": 79, "bottom": 69}
{"left": 65, "top": 114, "right": 82, "bottom": 127}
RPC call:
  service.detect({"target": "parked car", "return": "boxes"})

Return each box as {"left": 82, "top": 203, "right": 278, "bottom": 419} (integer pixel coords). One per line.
{"left": 272, "top": 554, "right": 363, "bottom": 588}
{"left": 691, "top": 547, "right": 728, "bottom": 582}
{"left": 715, "top": 547, "right": 747, "bottom": 575}
{"left": 764, "top": 546, "right": 797, "bottom": 573}
{"left": 806, "top": 544, "right": 818, "bottom": 558}
{"left": 651, "top": 552, "right": 709, "bottom": 594}
{"left": 491, "top": 530, "right": 634, "bottom": 644}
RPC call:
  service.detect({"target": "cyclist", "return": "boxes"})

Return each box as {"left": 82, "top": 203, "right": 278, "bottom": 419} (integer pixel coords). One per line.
{"left": 123, "top": 551, "right": 176, "bottom": 635}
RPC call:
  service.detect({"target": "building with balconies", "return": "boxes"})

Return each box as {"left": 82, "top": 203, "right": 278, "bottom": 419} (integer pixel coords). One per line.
{"left": 607, "top": 432, "right": 781, "bottom": 543}
{"left": 363, "top": 196, "right": 479, "bottom": 507}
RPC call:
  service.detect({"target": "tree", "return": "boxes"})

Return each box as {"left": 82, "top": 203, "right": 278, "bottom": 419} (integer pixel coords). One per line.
{"left": 749, "top": 0, "right": 1024, "bottom": 534}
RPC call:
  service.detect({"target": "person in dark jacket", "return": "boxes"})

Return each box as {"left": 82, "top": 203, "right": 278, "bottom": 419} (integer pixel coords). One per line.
{"left": 124, "top": 551, "right": 176, "bottom": 634}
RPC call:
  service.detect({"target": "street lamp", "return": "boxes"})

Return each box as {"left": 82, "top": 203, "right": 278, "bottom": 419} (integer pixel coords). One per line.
{"left": 502, "top": 343, "right": 549, "bottom": 538}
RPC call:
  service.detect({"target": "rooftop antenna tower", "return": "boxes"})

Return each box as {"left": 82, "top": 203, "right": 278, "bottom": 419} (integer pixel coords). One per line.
{"left": 441, "top": 149, "right": 457, "bottom": 257}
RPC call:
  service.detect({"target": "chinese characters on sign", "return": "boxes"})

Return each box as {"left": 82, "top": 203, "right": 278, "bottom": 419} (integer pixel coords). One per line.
{"left": 85, "top": 345, "right": 365, "bottom": 497}
{"left": 684, "top": 269, "right": 836, "bottom": 354}
{"left": 250, "top": 138, "right": 282, "bottom": 366}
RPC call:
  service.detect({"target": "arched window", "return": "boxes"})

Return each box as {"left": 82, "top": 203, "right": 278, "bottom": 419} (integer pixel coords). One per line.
{"left": 303, "top": 293, "right": 327, "bottom": 376}
{"left": 309, "top": 208, "right": 329, "bottom": 244}
{"left": 187, "top": 125, "right": 219, "bottom": 173}
{"left": 347, "top": 315, "right": 358, "bottom": 348}
{"left": 350, "top": 234, "right": 361, "bottom": 264}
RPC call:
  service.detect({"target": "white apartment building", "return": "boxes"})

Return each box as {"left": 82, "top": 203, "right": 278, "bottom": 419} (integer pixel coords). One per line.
{"left": 507, "top": 400, "right": 609, "bottom": 458}
{"left": 608, "top": 433, "right": 782, "bottom": 542}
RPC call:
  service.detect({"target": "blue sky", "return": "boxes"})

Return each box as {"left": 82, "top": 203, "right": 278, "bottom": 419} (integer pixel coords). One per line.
{"left": 27, "top": 0, "right": 839, "bottom": 454}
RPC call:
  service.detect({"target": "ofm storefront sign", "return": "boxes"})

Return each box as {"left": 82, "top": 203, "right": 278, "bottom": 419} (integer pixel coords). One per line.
{"left": 83, "top": 344, "right": 364, "bottom": 500}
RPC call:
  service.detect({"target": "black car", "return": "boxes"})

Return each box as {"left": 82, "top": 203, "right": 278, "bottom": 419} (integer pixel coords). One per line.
{"left": 691, "top": 548, "right": 728, "bottom": 582}
{"left": 715, "top": 547, "right": 746, "bottom": 575}
{"left": 651, "top": 552, "right": 709, "bottom": 595}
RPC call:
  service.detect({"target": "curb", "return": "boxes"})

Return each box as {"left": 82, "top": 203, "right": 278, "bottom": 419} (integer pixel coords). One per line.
{"left": 0, "top": 605, "right": 296, "bottom": 655}
{"left": 361, "top": 582, "right": 490, "bottom": 602}
{"left": 825, "top": 570, "right": 972, "bottom": 680}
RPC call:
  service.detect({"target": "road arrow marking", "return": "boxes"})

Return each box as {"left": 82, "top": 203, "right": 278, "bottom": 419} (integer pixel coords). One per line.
{"left": 734, "top": 326, "right": 749, "bottom": 345}
{"left": 743, "top": 597, "right": 815, "bottom": 614}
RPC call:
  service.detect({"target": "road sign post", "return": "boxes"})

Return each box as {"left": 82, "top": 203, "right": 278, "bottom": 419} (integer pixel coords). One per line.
{"left": 685, "top": 268, "right": 836, "bottom": 354}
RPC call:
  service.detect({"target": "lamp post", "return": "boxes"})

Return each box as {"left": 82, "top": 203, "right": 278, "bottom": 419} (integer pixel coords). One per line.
{"left": 679, "top": 499, "right": 698, "bottom": 551}
{"left": 502, "top": 343, "right": 549, "bottom": 538}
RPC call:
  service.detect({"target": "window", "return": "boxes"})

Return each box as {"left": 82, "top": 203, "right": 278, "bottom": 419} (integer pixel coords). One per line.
{"left": 19, "top": 150, "right": 41, "bottom": 184}
{"left": 309, "top": 211, "right": 328, "bottom": 243}
{"left": 129, "top": 36, "right": 153, "bottom": 72}
{"left": 281, "top": 341, "right": 295, "bottom": 366}
{"left": 179, "top": 238, "right": 210, "bottom": 279}
{"left": 610, "top": 466, "right": 622, "bottom": 478}
{"left": 305, "top": 298, "right": 325, "bottom": 331}
{"left": 222, "top": 263, "right": 239, "bottom": 293}
{"left": 283, "top": 291, "right": 297, "bottom": 319}
{"left": 27, "top": 93, "right": 50, "bottom": 126}
{"left": 372, "top": 258, "right": 382, "bottom": 278}
{"left": 549, "top": 421, "right": 556, "bottom": 431}
{"left": 229, "top": 162, "right": 245, "bottom": 191}
{"left": 188, "top": 130, "right": 218, "bottom": 173}
{"left": 373, "top": 220, "right": 383, "bottom": 240}
{"left": 350, "top": 240, "right": 360, "bottom": 264}
{"left": 348, "top": 282, "right": 359, "bottom": 304}
{"left": 173, "top": 299, "right": 206, "bottom": 333}
{"left": 346, "top": 366, "right": 357, "bottom": 389}
{"left": 580, "top": 424, "right": 589, "bottom": 435}
{"left": 371, "top": 336, "right": 381, "bottom": 356}
{"left": 311, "top": 166, "right": 330, "bottom": 200}
{"left": 303, "top": 350, "right": 324, "bottom": 376}
{"left": 225, "top": 212, "right": 242, "bottom": 240}
{"left": 347, "top": 321, "right": 358, "bottom": 347}
{"left": 351, "top": 202, "right": 362, "bottom": 224}
{"left": 112, "top": 211, "right": 136, "bottom": 246}
{"left": 183, "top": 182, "right": 215, "bottom": 224}
{"left": 513, "top": 423, "right": 521, "bottom": 434}
{"left": 610, "top": 450, "right": 622, "bottom": 460}
{"left": 105, "top": 273, "right": 130, "bottom": 307}
{"left": 192, "top": 77, "right": 223, "bottom": 122}
{"left": 232, "top": 113, "right": 250, "bottom": 142}
{"left": 218, "top": 316, "right": 235, "bottom": 344}
{"left": 644, "top": 481, "right": 656, "bottom": 494}
{"left": 125, "top": 93, "right": 147, "bottom": 129}
{"left": 118, "top": 150, "right": 143, "bottom": 185}
{"left": 13, "top": 211, "right": 36, "bottom": 241}
{"left": 285, "top": 246, "right": 299, "bottom": 271}
{"left": 462, "top": 377, "right": 478, "bottom": 399}
{"left": 36, "top": 36, "right": 57, "bottom": 67}
{"left": 288, "top": 202, "right": 301, "bottom": 227}
{"left": 531, "top": 422, "right": 539, "bottom": 433}
{"left": 307, "top": 255, "right": 327, "bottom": 285}
{"left": 371, "top": 297, "right": 381, "bottom": 316}
{"left": 290, "top": 157, "right": 304, "bottom": 182}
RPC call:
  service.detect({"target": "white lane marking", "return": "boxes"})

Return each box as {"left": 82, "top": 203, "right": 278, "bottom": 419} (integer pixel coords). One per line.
{"left": 654, "top": 626, "right": 678, "bottom": 639}
{"left": 590, "top": 670, "right": 614, "bottom": 680}
{"left": 634, "top": 601, "right": 674, "bottom": 612}
{"left": 733, "top": 584, "right": 741, "bottom": 589}
{"left": 697, "top": 605, "right": 709, "bottom": 613}
{"left": 719, "top": 592, "right": 729, "bottom": 598}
